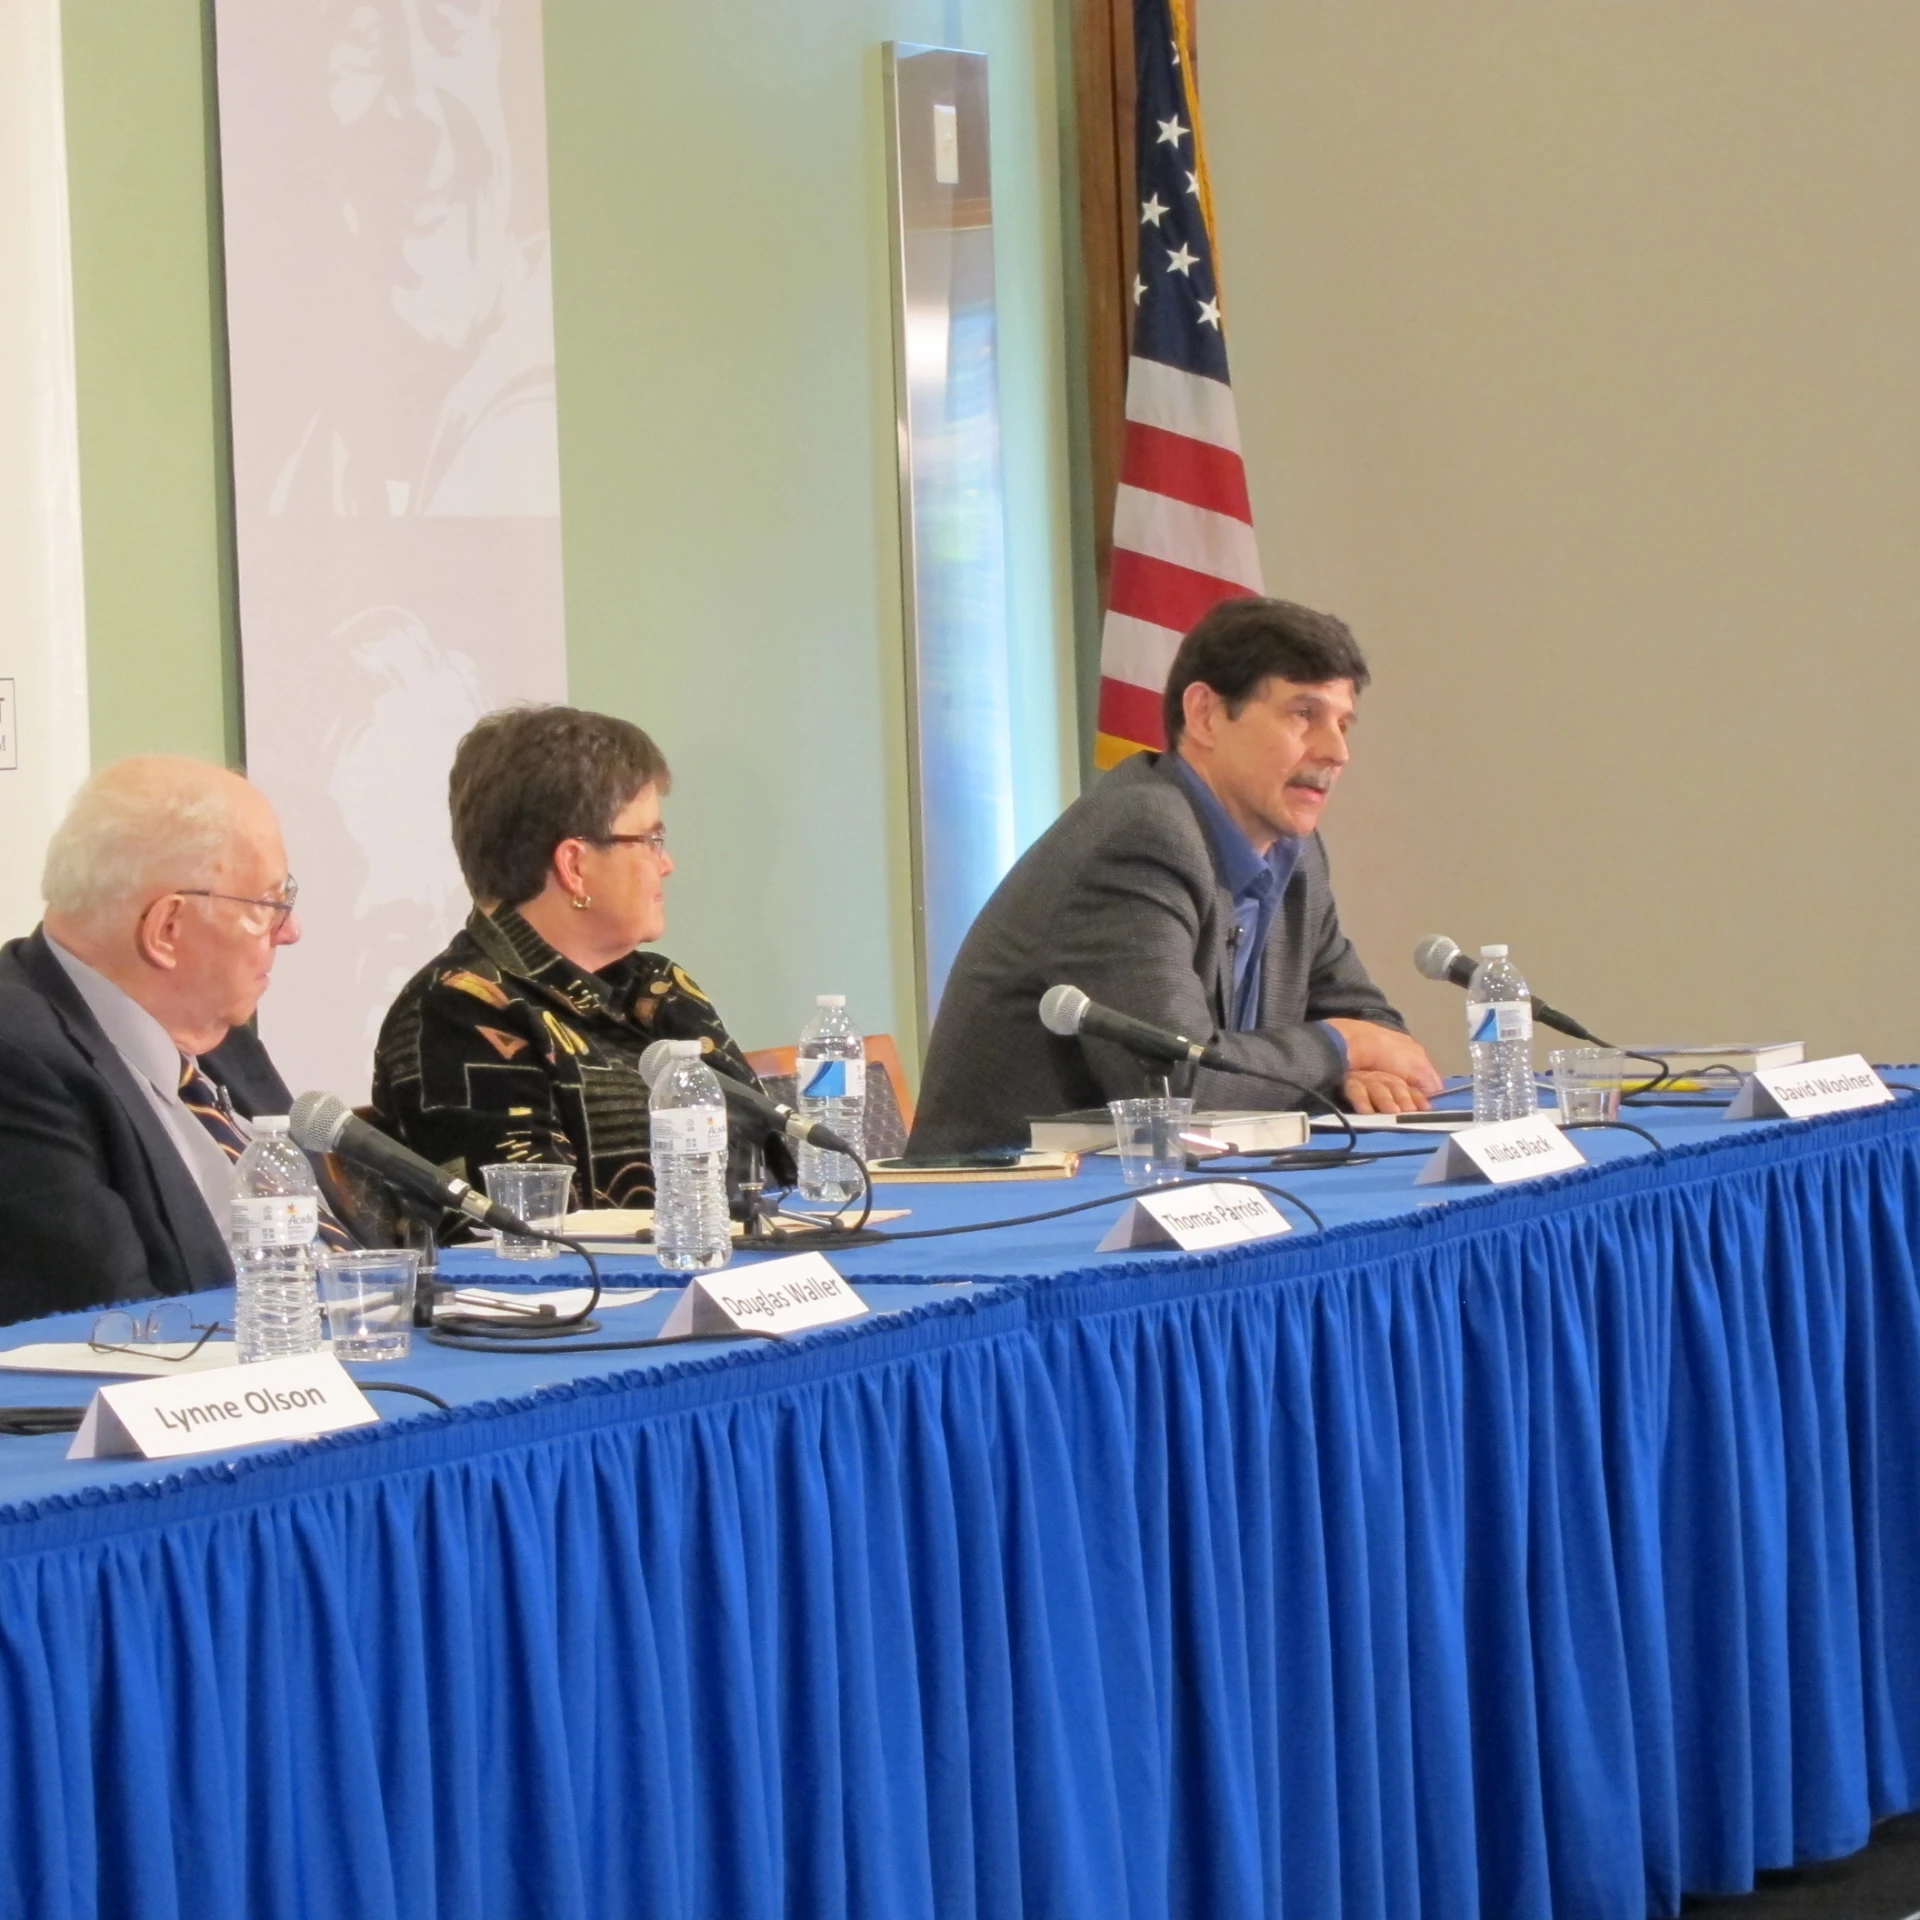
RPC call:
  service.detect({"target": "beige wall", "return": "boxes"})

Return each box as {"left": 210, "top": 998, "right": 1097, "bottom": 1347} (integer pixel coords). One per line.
{"left": 1205, "top": 4, "right": 1920, "bottom": 1068}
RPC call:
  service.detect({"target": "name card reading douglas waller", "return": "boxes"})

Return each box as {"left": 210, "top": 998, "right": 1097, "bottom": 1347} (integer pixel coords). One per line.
{"left": 1097, "top": 1181, "right": 1291, "bottom": 1253}
{"left": 1414, "top": 1111, "right": 1586, "bottom": 1187}
{"left": 1725, "top": 1053, "right": 1893, "bottom": 1121}
{"left": 68, "top": 1353, "right": 377, "bottom": 1461}
{"left": 658, "top": 1250, "right": 869, "bottom": 1339}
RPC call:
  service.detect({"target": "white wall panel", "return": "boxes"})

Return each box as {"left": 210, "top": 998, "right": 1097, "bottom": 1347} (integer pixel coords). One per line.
{"left": 215, "top": 0, "right": 568, "bottom": 1100}
{"left": 0, "top": 0, "right": 90, "bottom": 939}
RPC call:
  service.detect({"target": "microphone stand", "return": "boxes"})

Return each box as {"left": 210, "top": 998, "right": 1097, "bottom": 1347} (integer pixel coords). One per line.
{"left": 733, "top": 1142, "right": 781, "bottom": 1247}
{"left": 390, "top": 1195, "right": 445, "bottom": 1329}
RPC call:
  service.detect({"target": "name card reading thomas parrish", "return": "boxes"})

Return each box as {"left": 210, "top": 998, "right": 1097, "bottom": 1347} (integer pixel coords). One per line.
{"left": 1415, "top": 1111, "right": 1586, "bottom": 1187}
{"left": 68, "top": 1353, "right": 377, "bottom": 1460}
{"left": 1726, "top": 1053, "right": 1893, "bottom": 1121}
{"left": 1098, "top": 1181, "right": 1291, "bottom": 1253}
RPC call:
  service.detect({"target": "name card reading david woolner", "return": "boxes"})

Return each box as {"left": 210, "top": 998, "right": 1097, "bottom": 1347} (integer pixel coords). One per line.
{"left": 1414, "top": 1111, "right": 1586, "bottom": 1187}
{"left": 69, "top": 1353, "right": 377, "bottom": 1461}
{"left": 1726, "top": 1053, "right": 1893, "bottom": 1121}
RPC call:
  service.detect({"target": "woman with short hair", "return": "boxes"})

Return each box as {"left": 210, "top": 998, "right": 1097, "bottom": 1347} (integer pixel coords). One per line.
{"left": 372, "top": 705, "right": 780, "bottom": 1211}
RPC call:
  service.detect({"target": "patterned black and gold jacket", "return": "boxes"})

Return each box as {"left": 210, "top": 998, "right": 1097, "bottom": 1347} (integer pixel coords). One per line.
{"left": 371, "top": 905, "right": 784, "bottom": 1211}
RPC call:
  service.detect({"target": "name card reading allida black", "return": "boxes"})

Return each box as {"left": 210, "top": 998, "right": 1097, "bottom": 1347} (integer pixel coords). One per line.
{"left": 1414, "top": 1112, "right": 1586, "bottom": 1187}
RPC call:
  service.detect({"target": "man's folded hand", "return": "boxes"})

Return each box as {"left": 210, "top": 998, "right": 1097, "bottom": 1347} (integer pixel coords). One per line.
{"left": 1342, "top": 1068, "right": 1431, "bottom": 1114}
{"left": 1324, "top": 1019, "right": 1443, "bottom": 1099}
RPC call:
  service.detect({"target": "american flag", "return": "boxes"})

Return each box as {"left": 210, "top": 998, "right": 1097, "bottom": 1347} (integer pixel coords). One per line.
{"left": 1094, "top": 0, "right": 1262, "bottom": 768}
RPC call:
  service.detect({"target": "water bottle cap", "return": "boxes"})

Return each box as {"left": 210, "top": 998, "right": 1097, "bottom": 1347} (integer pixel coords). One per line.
{"left": 253, "top": 1115, "right": 290, "bottom": 1133}
{"left": 1479, "top": 944, "right": 1508, "bottom": 959}
{"left": 665, "top": 1039, "right": 702, "bottom": 1059}
{"left": 815, "top": 993, "right": 846, "bottom": 1008}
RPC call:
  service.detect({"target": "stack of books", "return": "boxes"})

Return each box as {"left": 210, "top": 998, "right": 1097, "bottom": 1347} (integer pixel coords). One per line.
{"left": 1027, "top": 1109, "right": 1309, "bottom": 1153}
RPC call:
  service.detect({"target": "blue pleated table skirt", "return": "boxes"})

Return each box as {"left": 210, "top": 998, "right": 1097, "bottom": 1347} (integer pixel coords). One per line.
{"left": 0, "top": 1102, "right": 1917, "bottom": 1919}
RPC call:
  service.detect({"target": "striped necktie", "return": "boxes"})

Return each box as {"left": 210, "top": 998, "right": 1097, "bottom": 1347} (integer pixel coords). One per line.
{"left": 178, "top": 1056, "right": 354, "bottom": 1251}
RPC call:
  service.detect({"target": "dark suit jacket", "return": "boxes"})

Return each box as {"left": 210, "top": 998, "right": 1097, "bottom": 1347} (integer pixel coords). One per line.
{"left": 0, "top": 930, "right": 291, "bottom": 1325}
{"left": 908, "top": 752, "right": 1406, "bottom": 1153}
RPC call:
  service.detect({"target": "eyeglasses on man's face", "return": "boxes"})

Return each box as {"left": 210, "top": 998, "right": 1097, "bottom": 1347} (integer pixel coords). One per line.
{"left": 176, "top": 874, "right": 299, "bottom": 936}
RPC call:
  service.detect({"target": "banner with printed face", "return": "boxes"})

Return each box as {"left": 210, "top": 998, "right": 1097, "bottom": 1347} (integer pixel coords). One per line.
{"left": 215, "top": 0, "right": 567, "bottom": 1100}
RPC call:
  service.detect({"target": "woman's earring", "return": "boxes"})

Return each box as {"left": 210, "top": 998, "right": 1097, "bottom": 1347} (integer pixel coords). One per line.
{"left": 571, "top": 893, "right": 592, "bottom": 911}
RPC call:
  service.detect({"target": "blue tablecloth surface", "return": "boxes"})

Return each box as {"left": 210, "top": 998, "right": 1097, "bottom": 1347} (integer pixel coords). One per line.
{"left": 1, "top": 1096, "right": 1916, "bottom": 1920}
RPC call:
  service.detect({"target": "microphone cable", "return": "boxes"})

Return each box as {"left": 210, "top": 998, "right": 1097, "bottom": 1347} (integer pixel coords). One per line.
{"left": 1559, "top": 1117, "right": 1666, "bottom": 1153}
{"left": 0, "top": 1406, "right": 84, "bottom": 1436}
{"left": 826, "top": 1174, "right": 1324, "bottom": 1243}
{"left": 427, "top": 1230, "right": 605, "bottom": 1340}
{"left": 0, "top": 1379, "right": 456, "bottom": 1438}
{"left": 428, "top": 1175, "right": 1329, "bottom": 1358}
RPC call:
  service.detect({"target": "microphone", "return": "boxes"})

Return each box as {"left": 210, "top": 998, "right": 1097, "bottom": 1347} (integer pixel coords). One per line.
{"left": 289, "top": 1091, "right": 537, "bottom": 1236}
{"left": 1412, "top": 933, "right": 1479, "bottom": 992}
{"left": 636, "top": 1041, "right": 859, "bottom": 1160}
{"left": 1039, "top": 984, "right": 1230, "bottom": 1070}
{"left": 1411, "top": 935, "right": 1609, "bottom": 1045}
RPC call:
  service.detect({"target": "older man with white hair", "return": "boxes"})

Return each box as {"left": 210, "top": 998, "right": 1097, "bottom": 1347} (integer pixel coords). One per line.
{"left": 0, "top": 756, "right": 328, "bottom": 1323}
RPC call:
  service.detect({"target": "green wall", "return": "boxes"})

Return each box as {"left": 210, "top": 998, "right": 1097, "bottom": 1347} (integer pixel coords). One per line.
{"left": 544, "top": 0, "right": 1080, "bottom": 1062}
{"left": 62, "top": 0, "right": 236, "bottom": 767}
{"left": 58, "top": 0, "right": 1083, "bottom": 1065}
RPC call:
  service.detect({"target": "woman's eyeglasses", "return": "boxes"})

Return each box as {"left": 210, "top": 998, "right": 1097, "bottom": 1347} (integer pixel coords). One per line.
{"left": 594, "top": 830, "right": 667, "bottom": 856}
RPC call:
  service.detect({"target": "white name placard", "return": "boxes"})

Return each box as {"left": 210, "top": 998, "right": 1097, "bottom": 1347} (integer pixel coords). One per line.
{"left": 1725, "top": 1053, "right": 1893, "bottom": 1121}
{"left": 68, "top": 1353, "right": 377, "bottom": 1461}
{"left": 658, "top": 1251, "right": 869, "bottom": 1339}
{"left": 1414, "top": 1111, "right": 1586, "bottom": 1187}
{"left": 1097, "top": 1181, "right": 1291, "bottom": 1253}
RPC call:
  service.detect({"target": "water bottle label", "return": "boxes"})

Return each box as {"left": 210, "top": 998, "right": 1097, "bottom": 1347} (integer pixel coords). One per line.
{"left": 653, "top": 1108, "right": 727, "bottom": 1154}
{"left": 800, "top": 1057, "right": 865, "bottom": 1101}
{"left": 230, "top": 1196, "right": 319, "bottom": 1249}
{"left": 1467, "top": 1000, "right": 1532, "bottom": 1045}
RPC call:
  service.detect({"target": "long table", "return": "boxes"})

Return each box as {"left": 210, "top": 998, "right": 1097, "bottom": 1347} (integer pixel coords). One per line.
{"left": 2, "top": 1099, "right": 1917, "bottom": 1919}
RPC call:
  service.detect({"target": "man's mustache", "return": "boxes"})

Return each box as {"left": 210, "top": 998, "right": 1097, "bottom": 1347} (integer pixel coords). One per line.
{"left": 1287, "top": 769, "right": 1336, "bottom": 793}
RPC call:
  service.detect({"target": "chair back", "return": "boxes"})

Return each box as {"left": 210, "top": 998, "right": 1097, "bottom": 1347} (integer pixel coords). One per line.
{"left": 743, "top": 1034, "right": 914, "bottom": 1161}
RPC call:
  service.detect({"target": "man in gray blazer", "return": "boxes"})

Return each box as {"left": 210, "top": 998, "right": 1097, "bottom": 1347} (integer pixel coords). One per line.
{"left": 908, "top": 597, "right": 1440, "bottom": 1153}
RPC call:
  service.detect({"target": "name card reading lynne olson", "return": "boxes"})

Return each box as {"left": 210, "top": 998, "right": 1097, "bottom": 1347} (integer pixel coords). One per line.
{"left": 1414, "top": 1111, "right": 1586, "bottom": 1187}
{"left": 1097, "top": 1181, "right": 1291, "bottom": 1253}
{"left": 658, "top": 1251, "right": 870, "bottom": 1339}
{"left": 1726, "top": 1053, "right": 1893, "bottom": 1121}
{"left": 68, "top": 1354, "right": 377, "bottom": 1461}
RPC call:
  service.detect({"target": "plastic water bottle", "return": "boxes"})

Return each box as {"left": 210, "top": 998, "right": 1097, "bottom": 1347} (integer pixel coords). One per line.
{"left": 1467, "top": 944, "right": 1536, "bottom": 1123}
{"left": 796, "top": 995, "right": 866, "bottom": 1203}
{"left": 230, "top": 1116, "right": 323, "bottom": 1363}
{"left": 649, "top": 1040, "right": 733, "bottom": 1272}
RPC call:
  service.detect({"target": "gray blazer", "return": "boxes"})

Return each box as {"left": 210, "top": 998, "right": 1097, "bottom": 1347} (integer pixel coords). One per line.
{"left": 907, "top": 752, "right": 1405, "bottom": 1153}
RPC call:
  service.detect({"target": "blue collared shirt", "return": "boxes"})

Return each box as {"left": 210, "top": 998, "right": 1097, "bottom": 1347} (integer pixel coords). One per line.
{"left": 1167, "top": 754, "right": 1303, "bottom": 1031}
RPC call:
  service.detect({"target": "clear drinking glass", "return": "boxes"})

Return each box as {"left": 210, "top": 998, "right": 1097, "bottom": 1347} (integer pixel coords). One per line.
{"left": 480, "top": 1163, "right": 574, "bottom": 1260}
{"left": 1550, "top": 1048, "right": 1627, "bottom": 1126}
{"left": 1107, "top": 1097, "right": 1194, "bottom": 1187}
{"left": 315, "top": 1249, "right": 420, "bottom": 1362}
